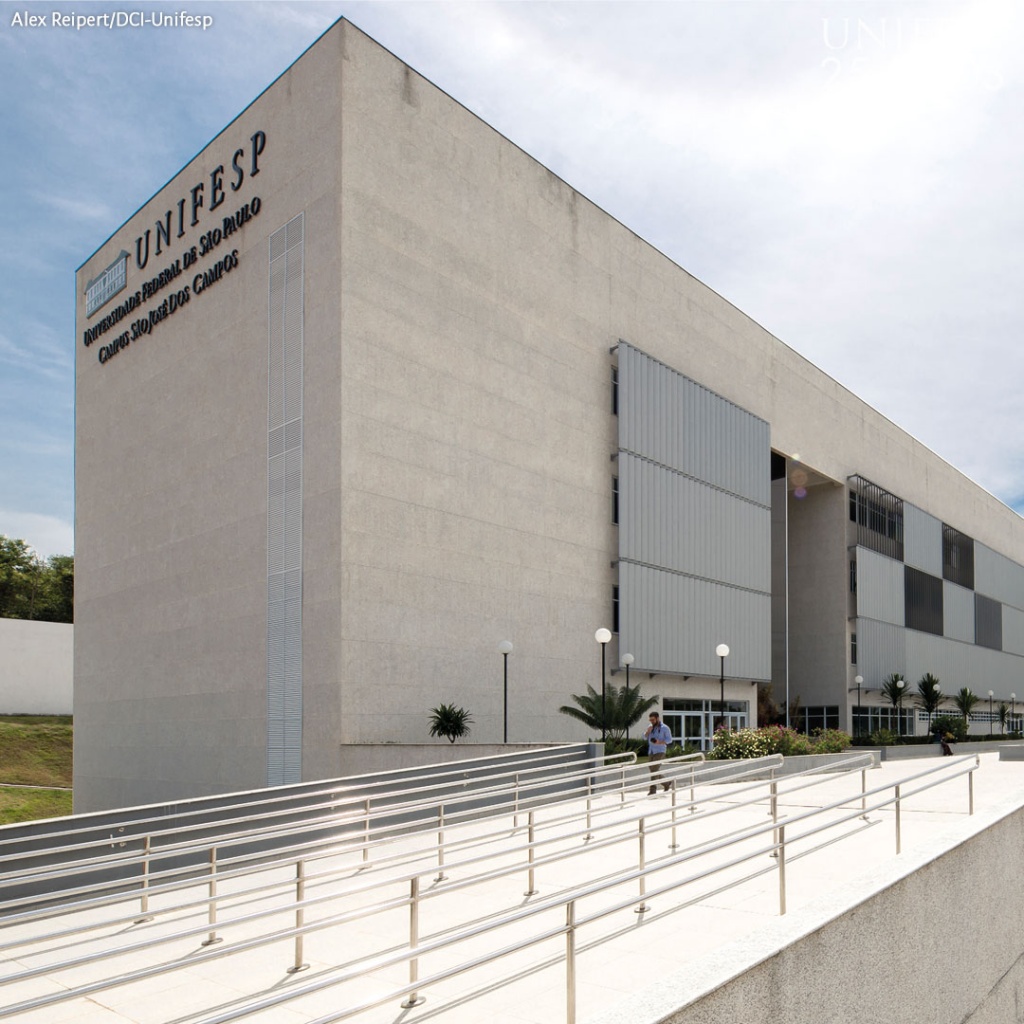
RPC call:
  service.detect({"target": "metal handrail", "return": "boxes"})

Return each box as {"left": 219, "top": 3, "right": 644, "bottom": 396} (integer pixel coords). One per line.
{"left": 0, "top": 753, "right": 978, "bottom": 1023}
{"left": 0, "top": 749, "right": 716, "bottom": 933}
{"left": 0, "top": 746, "right": 635, "bottom": 879}
{"left": 0, "top": 745, "right": 626, "bottom": 860}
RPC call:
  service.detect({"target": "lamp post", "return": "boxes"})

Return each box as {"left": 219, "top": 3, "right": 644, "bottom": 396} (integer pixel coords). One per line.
{"left": 851, "top": 675, "right": 864, "bottom": 737}
{"left": 988, "top": 690, "right": 995, "bottom": 736}
{"left": 931, "top": 681, "right": 941, "bottom": 734}
{"left": 715, "top": 643, "right": 730, "bottom": 733}
{"left": 620, "top": 653, "right": 634, "bottom": 740}
{"left": 595, "top": 628, "right": 612, "bottom": 742}
{"left": 1012, "top": 693, "right": 1017, "bottom": 734}
{"left": 896, "top": 678, "right": 905, "bottom": 738}
{"left": 498, "top": 640, "right": 513, "bottom": 743}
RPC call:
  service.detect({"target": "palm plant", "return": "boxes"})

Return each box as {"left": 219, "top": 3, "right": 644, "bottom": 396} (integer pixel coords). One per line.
{"left": 915, "top": 674, "right": 943, "bottom": 733}
{"left": 428, "top": 703, "right": 473, "bottom": 743}
{"left": 559, "top": 683, "right": 660, "bottom": 741}
{"left": 952, "top": 687, "right": 980, "bottom": 730}
{"left": 998, "top": 702, "right": 1009, "bottom": 735}
{"left": 881, "top": 673, "right": 907, "bottom": 738}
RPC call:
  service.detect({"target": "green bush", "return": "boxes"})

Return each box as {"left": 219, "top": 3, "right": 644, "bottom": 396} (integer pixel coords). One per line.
{"left": 811, "top": 728, "right": 853, "bottom": 754}
{"left": 869, "top": 728, "right": 897, "bottom": 746}
{"left": 603, "top": 736, "right": 648, "bottom": 758}
{"left": 931, "top": 715, "right": 967, "bottom": 743}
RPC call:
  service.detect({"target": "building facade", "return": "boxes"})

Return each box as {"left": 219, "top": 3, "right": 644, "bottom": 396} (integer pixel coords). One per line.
{"left": 74, "top": 20, "right": 1024, "bottom": 811}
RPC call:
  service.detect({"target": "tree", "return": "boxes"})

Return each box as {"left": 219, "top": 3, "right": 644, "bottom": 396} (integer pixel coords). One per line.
{"left": 428, "top": 703, "right": 473, "bottom": 743}
{"left": 915, "top": 674, "right": 943, "bottom": 733}
{"left": 881, "top": 673, "right": 907, "bottom": 737}
{"left": 998, "top": 702, "right": 1009, "bottom": 736}
{"left": 953, "top": 687, "right": 980, "bottom": 730}
{"left": 0, "top": 537, "right": 74, "bottom": 622}
{"left": 559, "top": 683, "right": 659, "bottom": 741}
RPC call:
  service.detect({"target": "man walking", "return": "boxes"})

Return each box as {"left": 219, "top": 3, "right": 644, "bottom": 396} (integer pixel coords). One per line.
{"left": 644, "top": 711, "right": 673, "bottom": 795}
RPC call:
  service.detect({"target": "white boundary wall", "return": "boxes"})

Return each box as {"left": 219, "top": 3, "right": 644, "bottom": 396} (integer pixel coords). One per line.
{"left": 0, "top": 618, "right": 73, "bottom": 715}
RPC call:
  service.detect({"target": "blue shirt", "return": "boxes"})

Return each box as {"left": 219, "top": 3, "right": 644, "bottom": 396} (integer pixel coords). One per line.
{"left": 646, "top": 723, "right": 672, "bottom": 753}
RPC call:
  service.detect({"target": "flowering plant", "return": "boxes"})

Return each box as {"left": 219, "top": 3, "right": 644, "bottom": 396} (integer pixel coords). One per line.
{"left": 708, "top": 725, "right": 851, "bottom": 760}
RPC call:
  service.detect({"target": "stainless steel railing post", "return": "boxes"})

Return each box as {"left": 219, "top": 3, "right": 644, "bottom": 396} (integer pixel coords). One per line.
{"left": 584, "top": 778, "right": 593, "bottom": 841}
{"left": 287, "top": 860, "right": 309, "bottom": 973}
{"left": 434, "top": 804, "right": 447, "bottom": 882}
{"left": 895, "top": 784, "right": 901, "bottom": 854}
{"left": 689, "top": 764, "right": 696, "bottom": 813}
{"left": 400, "top": 876, "right": 425, "bottom": 1008}
{"left": 778, "top": 824, "right": 787, "bottom": 915}
{"left": 634, "top": 818, "right": 649, "bottom": 913}
{"left": 524, "top": 810, "right": 539, "bottom": 896}
{"left": 513, "top": 772, "right": 520, "bottom": 831}
{"left": 201, "top": 847, "right": 222, "bottom": 946}
{"left": 861, "top": 767, "right": 868, "bottom": 815}
{"left": 566, "top": 900, "right": 577, "bottom": 1024}
{"left": 362, "top": 798, "right": 371, "bottom": 865}
{"left": 620, "top": 764, "right": 626, "bottom": 805}
{"left": 134, "top": 835, "right": 154, "bottom": 923}
{"left": 970, "top": 759, "right": 977, "bottom": 815}
{"left": 669, "top": 785, "right": 679, "bottom": 850}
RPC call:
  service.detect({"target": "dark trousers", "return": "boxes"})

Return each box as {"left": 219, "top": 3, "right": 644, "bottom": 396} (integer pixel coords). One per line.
{"left": 648, "top": 752, "right": 671, "bottom": 792}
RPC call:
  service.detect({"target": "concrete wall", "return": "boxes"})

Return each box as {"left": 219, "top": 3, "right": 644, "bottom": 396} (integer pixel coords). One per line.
{"left": 591, "top": 788, "right": 1024, "bottom": 1024}
{"left": 0, "top": 618, "right": 73, "bottom": 715}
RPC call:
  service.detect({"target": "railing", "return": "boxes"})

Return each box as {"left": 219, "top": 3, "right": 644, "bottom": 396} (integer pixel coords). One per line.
{"left": 0, "top": 752, "right": 979, "bottom": 1024}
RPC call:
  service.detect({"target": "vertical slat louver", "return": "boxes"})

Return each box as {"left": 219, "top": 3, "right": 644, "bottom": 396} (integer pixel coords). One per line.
{"left": 616, "top": 341, "right": 771, "bottom": 679}
{"left": 267, "top": 214, "right": 304, "bottom": 786}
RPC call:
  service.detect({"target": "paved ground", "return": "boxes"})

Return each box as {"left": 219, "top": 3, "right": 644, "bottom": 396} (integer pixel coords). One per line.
{"left": 2, "top": 751, "right": 1022, "bottom": 1024}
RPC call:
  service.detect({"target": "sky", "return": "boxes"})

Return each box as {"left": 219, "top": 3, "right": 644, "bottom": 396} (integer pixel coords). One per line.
{"left": 1, "top": 0, "right": 1021, "bottom": 560}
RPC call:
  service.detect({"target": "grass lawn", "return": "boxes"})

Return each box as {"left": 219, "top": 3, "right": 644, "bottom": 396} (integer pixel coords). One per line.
{"left": 0, "top": 715, "right": 73, "bottom": 825}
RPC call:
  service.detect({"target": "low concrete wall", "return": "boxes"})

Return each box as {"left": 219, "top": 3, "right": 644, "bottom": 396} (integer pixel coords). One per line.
{"left": 338, "top": 742, "right": 581, "bottom": 777}
{"left": 746, "top": 752, "right": 878, "bottom": 777}
{"left": 592, "top": 786, "right": 1024, "bottom": 1024}
{"left": 865, "top": 740, "right": 1011, "bottom": 760}
{"left": 0, "top": 618, "right": 72, "bottom": 714}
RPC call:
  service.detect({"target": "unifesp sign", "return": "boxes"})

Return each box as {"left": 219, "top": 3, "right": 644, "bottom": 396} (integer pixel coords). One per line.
{"left": 82, "top": 130, "right": 266, "bottom": 367}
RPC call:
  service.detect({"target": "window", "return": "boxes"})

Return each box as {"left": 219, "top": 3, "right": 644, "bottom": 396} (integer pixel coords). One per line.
{"left": 905, "top": 566, "right": 943, "bottom": 636}
{"left": 803, "top": 706, "right": 840, "bottom": 733}
{"left": 849, "top": 559, "right": 857, "bottom": 593}
{"left": 942, "top": 524, "right": 974, "bottom": 589}
{"left": 976, "top": 594, "right": 1002, "bottom": 651}
{"left": 612, "top": 476, "right": 618, "bottom": 525}
{"left": 853, "top": 706, "right": 913, "bottom": 736}
{"left": 611, "top": 365, "right": 618, "bottom": 415}
{"left": 850, "top": 632, "right": 857, "bottom": 665}
{"left": 612, "top": 585, "right": 619, "bottom": 634}
{"left": 848, "top": 476, "right": 904, "bottom": 560}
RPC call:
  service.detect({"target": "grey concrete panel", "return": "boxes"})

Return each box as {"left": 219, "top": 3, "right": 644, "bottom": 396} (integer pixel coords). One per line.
{"left": 854, "top": 546, "right": 904, "bottom": 627}
{"left": 1004, "top": 605, "right": 1024, "bottom": 658}
{"left": 619, "top": 454, "right": 771, "bottom": 592}
{"left": 617, "top": 342, "right": 770, "bottom": 506}
{"left": 902, "top": 503, "right": 942, "bottom": 576}
{"left": 975, "top": 542, "right": 1024, "bottom": 610}
{"left": 618, "top": 561, "right": 771, "bottom": 680}
{"left": 944, "top": 580, "right": 975, "bottom": 644}
{"left": 853, "top": 618, "right": 905, "bottom": 688}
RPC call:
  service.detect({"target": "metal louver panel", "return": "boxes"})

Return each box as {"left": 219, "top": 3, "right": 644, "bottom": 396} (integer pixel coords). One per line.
{"left": 267, "top": 213, "right": 304, "bottom": 786}
{"left": 616, "top": 341, "right": 771, "bottom": 679}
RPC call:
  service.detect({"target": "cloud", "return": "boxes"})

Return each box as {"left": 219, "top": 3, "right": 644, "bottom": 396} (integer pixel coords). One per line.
{"left": 0, "top": 510, "right": 74, "bottom": 560}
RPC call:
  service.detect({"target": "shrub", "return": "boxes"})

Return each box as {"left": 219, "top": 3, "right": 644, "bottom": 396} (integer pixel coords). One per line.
{"left": 427, "top": 703, "right": 473, "bottom": 743}
{"left": 869, "top": 728, "right": 897, "bottom": 746}
{"left": 707, "top": 725, "right": 853, "bottom": 760}
{"left": 811, "top": 728, "right": 853, "bottom": 754}
{"left": 931, "top": 715, "right": 967, "bottom": 743}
